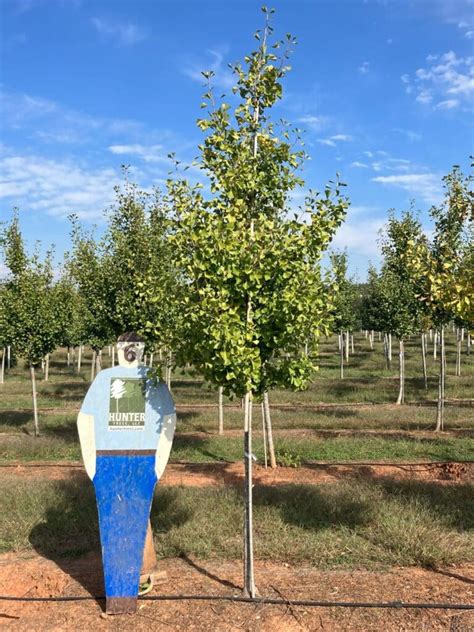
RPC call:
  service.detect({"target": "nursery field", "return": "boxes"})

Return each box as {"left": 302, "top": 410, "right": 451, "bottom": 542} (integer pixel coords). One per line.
{"left": 0, "top": 331, "right": 473, "bottom": 630}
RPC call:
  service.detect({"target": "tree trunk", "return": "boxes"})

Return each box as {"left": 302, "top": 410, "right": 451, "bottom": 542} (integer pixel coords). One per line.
{"left": 166, "top": 353, "right": 172, "bottom": 390}
{"left": 421, "top": 332, "right": 428, "bottom": 390}
{"left": 111, "top": 345, "right": 115, "bottom": 367}
{"left": 351, "top": 333, "right": 354, "bottom": 355}
{"left": 435, "top": 327, "right": 445, "bottom": 431}
{"left": 30, "top": 364, "right": 39, "bottom": 436}
{"left": 0, "top": 348, "right": 5, "bottom": 384}
{"left": 7, "top": 345, "right": 11, "bottom": 370}
{"left": 67, "top": 346, "right": 70, "bottom": 367}
{"left": 467, "top": 332, "right": 471, "bottom": 356}
{"left": 218, "top": 386, "right": 224, "bottom": 435}
{"left": 44, "top": 354, "right": 49, "bottom": 382}
{"left": 77, "top": 345, "right": 82, "bottom": 372}
{"left": 388, "top": 333, "right": 392, "bottom": 365}
{"left": 456, "top": 329, "right": 461, "bottom": 377}
{"left": 340, "top": 332, "right": 344, "bottom": 379}
{"left": 433, "top": 331, "right": 438, "bottom": 360}
{"left": 263, "top": 391, "right": 277, "bottom": 469}
{"left": 369, "top": 330, "right": 374, "bottom": 350}
{"left": 345, "top": 331, "right": 349, "bottom": 361}
{"left": 383, "top": 334, "right": 389, "bottom": 370}
{"left": 396, "top": 339, "right": 404, "bottom": 405}
{"left": 149, "top": 352, "right": 154, "bottom": 368}
{"left": 96, "top": 351, "right": 101, "bottom": 374}
{"left": 90, "top": 350, "right": 96, "bottom": 382}
{"left": 243, "top": 392, "right": 256, "bottom": 598}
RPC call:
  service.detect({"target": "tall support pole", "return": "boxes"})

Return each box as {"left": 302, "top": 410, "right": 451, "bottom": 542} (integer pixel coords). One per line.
{"left": 243, "top": 392, "right": 255, "bottom": 597}
{"left": 435, "top": 326, "right": 445, "bottom": 432}
{"left": 421, "top": 332, "right": 428, "bottom": 390}
{"left": 90, "top": 350, "right": 96, "bottom": 383}
{"left": 218, "top": 386, "right": 224, "bottom": 435}
{"left": 30, "top": 363, "right": 39, "bottom": 437}
{"left": 263, "top": 390, "right": 276, "bottom": 469}
{"left": 261, "top": 402, "right": 267, "bottom": 469}
{"left": 340, "top": 332, "right": 344, "bottom": 379}
{"left": 0, "top": 348, "right": 5, "bottom": 384}
{"left": 396, "top": 339, "right": 404, "bottom": 405}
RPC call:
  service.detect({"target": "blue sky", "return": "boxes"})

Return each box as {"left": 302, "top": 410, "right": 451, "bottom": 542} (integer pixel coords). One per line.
{"left": 1, "top": 0, "right": 473, "bottom": 278}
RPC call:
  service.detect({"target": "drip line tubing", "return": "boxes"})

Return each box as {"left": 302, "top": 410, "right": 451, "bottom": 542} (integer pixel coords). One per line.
{"left": 0, "top": 593, "right": 472, "bottom": 610}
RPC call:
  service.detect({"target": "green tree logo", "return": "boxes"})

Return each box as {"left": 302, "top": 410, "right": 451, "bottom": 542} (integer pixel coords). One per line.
{"left": 110, "top": 378, "right": 126, "bottom": 413}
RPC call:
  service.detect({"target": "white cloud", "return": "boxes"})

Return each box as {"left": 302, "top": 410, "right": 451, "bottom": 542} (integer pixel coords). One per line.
{"left": 331, "top": 134, "right": 353, "bottom": 142}
{"left": 183, "top": 48, "right": 234, "bottom": 90}
{"left": 317, "top": 134, "right": 353, "bottom": 147}
{"left": 358, "top": 61, "right": 370, "bottom": 74}
{"left": 91, "top": 17, "right": 148, "bottom": 46}
{"left": 1, "top": 88, "right": 144, "bottom": 141}
{"left": 404, "top": 50, "right": 474, "bottom": 109}
{"left": 391, "top": 128, "right": 422, "bottom": 142}
{"left": 297, "top": 115, "right": 327, "bottom": 131}
{"left": 436, "top": 98, "right": 460, "bottom": 109}
{"left": 350, "top": 161, "right": 369, "bottom": 168}
{"left": 108, "top": 144, "right": 170, "bottom": 164}
{"left": 318, "top": 138, "right": 336, "bottom": 147}
{"left": 333, "top": 217, "right": 384, "bottom": 258}
{"left": 0, "top": 154, "right": 120, "bottom": 220}
{"left": 416, "top": 89, "right": 433, "bottom": 104}
{"left": 372, "top": 173, "right": 443, "bottom": 205}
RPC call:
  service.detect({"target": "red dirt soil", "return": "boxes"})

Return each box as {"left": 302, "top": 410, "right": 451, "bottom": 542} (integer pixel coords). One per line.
{"left": 1, "top": 460, "right": 472, "bottom": 486}
{"left": 0, "top": 553, "right": 472, "bottom": 631}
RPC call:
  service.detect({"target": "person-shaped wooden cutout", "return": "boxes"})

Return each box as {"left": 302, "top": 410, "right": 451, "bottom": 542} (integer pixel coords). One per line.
{"left": 77, "top": 332, "right": 176, "bottom": 615}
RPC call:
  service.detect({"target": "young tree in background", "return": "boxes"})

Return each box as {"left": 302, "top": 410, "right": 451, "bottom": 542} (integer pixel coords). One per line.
{"left": 69, "top": 220, "right": 116, "bottom": 380}
{"left": 169, "top": 8, "right": 348, "bottom": 595}
{"left": 380, "top": 211, "right": 426, "bottom": 404}
{"left": 403, "top": 166, "right": 473, "bottom": 430}
{"left": 330, "top": 251, "right": 357, "bottom": 378}
{"left": 0, "top": 283, "right": 10, "bottom": 384}
{"left": 0, "top": 214, "right": 60, "bottom": 434}
{"left": 105, "top": 178, "right": 182, "bottom": 379}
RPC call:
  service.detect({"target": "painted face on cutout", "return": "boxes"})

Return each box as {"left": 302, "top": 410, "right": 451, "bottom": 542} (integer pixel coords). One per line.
{"left": 117, "top": 342, "right": 145, "bottom": 366}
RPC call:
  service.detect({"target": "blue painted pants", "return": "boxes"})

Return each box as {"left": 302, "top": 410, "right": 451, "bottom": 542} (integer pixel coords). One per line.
{"left": 93, "top": 454, "right": 157, "bottom": 609}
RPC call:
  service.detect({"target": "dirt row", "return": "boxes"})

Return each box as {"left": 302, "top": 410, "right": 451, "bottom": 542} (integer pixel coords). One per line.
{"left": 0, "top": 552, "right": 472, "bottom": 630}
{"left": 1, "top": 460, "right": 472, "bottom": 486}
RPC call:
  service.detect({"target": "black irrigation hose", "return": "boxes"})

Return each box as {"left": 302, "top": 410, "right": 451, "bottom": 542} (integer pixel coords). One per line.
{"left": 0, "top": 594, "right": 473, "bottom": 610}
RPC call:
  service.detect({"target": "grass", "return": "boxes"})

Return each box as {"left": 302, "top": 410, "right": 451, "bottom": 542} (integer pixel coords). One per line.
{"left": 1, "top": 475, "right": 472, "bottom": 569}
{"left": 0, "top": 334, "right": 472, "bottom": 571}
{"left": 0, "top": 331, "right": 472, "bottom": 464}
{"left": 1, "top": 432, "right": 472, "bottom": 464}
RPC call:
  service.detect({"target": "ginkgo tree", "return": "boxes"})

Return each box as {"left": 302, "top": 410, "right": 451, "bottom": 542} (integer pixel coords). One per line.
{"left": 378, "top": 211, "right": 426, "bottom": 404}
{"left": 403, "top": 165, "right": 473, "bottom": 430}
{"left": 70, "top": 177, "right": 182, "bottom": 381}
{"left": 0, "top": 213, "right": 61, "bottom": 435}
{"left": 330, "top": 251, "right": 358, "bottom": 378}
{"left": 168, "top": 8, "right": 348, "bottom": 596}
